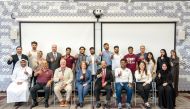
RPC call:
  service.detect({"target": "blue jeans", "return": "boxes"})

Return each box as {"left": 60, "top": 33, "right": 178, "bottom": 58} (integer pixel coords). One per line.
{"left": 76, "top": 83, "right": 90, "bottom": 103}
{"left": 115, "top": 82, "right": 133, "bottom": 104}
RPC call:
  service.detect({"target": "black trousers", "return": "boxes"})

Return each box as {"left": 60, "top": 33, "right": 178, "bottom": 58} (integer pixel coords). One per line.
{"left": 158, "top": 85, "right": 174, "bottom": 109}
{"left": 136, "top": 83, "right": 151, "bottom": 103}
{"left": 30, "top": 83, "right": 50, "bottom": 103}
{"left": 94, "top": 84, "right": 112, "bottom": 102}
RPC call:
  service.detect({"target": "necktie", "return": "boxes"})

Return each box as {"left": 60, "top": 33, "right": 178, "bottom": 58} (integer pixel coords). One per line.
{"left": 102, "top": 69, "right": 106, "bottom": 87}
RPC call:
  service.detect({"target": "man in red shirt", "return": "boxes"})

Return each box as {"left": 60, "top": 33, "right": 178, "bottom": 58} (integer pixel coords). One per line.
{"left": 123, "top": 46, "right": 138, "bottom": 80}
{"left": 62, "top": 47, "right": 75, "bottom": 72}
{"left": 30, "top": 61, "right": 53, "bottom": 108}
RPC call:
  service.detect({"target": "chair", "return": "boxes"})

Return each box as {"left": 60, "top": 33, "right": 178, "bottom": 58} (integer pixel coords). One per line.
{"left": 74, "top": 81, "right": 93, "bottom": 107}
{"left": 134, "top": 81, "right": 157, "bottom": 106}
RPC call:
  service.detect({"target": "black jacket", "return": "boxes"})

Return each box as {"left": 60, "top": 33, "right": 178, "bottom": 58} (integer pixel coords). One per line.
{"left": 95, "top": 68, "right": 113, "bottom": 87}
{"left": 7, "top": 54, "right": 28, "bottom": 71}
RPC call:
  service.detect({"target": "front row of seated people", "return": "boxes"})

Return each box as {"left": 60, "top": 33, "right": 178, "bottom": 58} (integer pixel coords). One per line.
{"left": 7, "top": 58, "right": 175, "bottom": 109}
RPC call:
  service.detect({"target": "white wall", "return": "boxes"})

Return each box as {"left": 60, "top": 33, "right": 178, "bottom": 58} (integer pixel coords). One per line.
{"left": 102, "top": 23, "right": 175, "bottom": 59}
{"left": 21, "top": 23, "right": 94, "bottom": 56}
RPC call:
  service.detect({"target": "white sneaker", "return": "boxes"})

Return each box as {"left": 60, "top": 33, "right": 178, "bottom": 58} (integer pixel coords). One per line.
{"left": 118, "top": 103, "right": 122, "bottom": 109}
{"left": 126, "top": 103, "right": 131, "bottom": 109}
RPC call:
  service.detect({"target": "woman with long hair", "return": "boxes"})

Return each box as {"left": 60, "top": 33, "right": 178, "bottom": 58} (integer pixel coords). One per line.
{"left": 170, "top": 50, "right": 179, "bottom": 96}
{"left": 135, "top": 61, "right": 152, "bottom": 108}
{"left": 76, "top": 61, "right": 92, "bottom": 107}
{"left": 156, "top": 49, "right": 171, "bottom": 72}
{"left": 146, "top": 52, "right": 157, "bottom": 79}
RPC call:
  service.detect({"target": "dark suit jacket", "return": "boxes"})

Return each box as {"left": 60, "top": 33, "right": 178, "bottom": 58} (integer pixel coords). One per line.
{"left": 46, "top": 52, "right": 62, "bottom": 72}
{"left": 7, "top": 54, "right": 28, "bottom": 71}
{"left": 95, "top": 68, "right": 113, "bottom": 87}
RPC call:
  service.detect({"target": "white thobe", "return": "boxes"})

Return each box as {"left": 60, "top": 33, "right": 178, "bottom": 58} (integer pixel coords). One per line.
{"left": 7, "top": 66, "right": 32, "bottom": 103}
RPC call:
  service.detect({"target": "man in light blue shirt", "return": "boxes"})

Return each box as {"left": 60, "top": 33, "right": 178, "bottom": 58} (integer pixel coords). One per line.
{"left": 99, "top": 43, "right": 113, "bottom": 70}
{"left": 86, "top": 47, "right": 100, "bottom": 81}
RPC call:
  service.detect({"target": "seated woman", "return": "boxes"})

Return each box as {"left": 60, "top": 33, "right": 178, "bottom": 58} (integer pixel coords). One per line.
{"left": 76, "top": 61, "right": 92, "bottom": 107}
{"left": 135, "top": 61, "right": 152, "bottom": 108}
{"left": 155, "top": 63, "right": 175, "bottom": 109}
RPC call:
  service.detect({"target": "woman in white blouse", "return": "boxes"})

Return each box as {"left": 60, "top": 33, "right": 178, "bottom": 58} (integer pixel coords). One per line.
{"left": 146, "top": 52, "right": 157, "bottom": 80}
{"left": 135, "top": 61, "right": 152, "bottom": 108}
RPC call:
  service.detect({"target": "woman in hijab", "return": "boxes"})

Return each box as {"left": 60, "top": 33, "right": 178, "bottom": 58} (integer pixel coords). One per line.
{"left": 156, "top": 63, "right": 175, "bottom": 109}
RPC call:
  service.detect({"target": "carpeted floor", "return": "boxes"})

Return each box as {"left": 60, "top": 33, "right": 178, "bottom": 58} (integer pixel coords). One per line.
{"left": 1, "top": 92, "right": 190, "bottom": 109}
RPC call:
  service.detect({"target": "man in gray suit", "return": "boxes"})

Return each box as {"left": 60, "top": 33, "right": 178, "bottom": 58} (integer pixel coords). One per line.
{"left": 46, "top": 44, "right": 62, "bottom": 73}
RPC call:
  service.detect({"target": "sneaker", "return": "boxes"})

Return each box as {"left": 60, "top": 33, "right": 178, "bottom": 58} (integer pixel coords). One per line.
{"left": 126, "top": 103, "right": 131, "bottom": 109}
{"left": 145, "top": 102, "right": 150, "bottom": 108}
{"left": 45, "top": 103, "right": 49, "bottom": 108}
{"left": 31, "top": 102, "right": 38, "bottom": 108}
{"left": 118, "top": 103, "right": 122, "bottom": 109}
{"left": 96, "top": 103, "right": 101, "bottom": 108}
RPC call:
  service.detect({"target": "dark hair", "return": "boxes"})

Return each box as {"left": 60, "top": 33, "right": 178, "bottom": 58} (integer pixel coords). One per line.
{"left": 146, "top": 52, "right": 156, "bottom": 64}
{"left": 170, "top": 50, "right": 178, "bottom": 58}
{"left": 89, "top": 47, "right": 95, "bottom": 50}
{"left": 128, "top": 46, "right": 133, "bottom": 50}
{"left": 114, "top": 46, "right": 119, "bottom": 49}
{"left": 66, "top": 47, "right": 71, "bottom": 51}
{"left": 16, "top": 46, "right": 22, "bottom": 49}
{"left": 138, "top": 61, "right": 147, "bottom": 75}
{"left": 79, "top": 46, "right": 86, "bottom": 50}
{"left": 160, "top": 49, "right": 167, "bottom": 57}
{"left": 120, "top": 58, "right": 126, "bottom": 63}
{"left": 104, "top": 43, "right": 109, "bottom": 46}
{"left": 31, "top": 41, "right": 38, "bottom": 45}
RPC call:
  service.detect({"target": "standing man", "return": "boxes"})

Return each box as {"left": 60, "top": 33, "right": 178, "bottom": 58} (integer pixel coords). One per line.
{"left": 7, "top": 59, "right": 32, "bottom": 107}
{"left": 28, "top": 41, "right": 38, "bottom": 70}
{"left": 75, "top": 46, "right": 87, "bottom": 72}
{"left": 7, "top": 46, "right": 28, "bottom": 71}
{"left": 100, "top": 43, "right": 113, "bottom": 70}
{"left": 94, "top": 61, "right": 113, "bottom": 108}
{"left": 111, "top": 46, "right": 123, "bottom": 72}
{"left": 46, "top": 44, "right": 62, "bottom": 72}
{"left": 62, "top": 47, "right": 75, "bottom": 72}
{"left": 136, "top": 45, "right": 147, "bottom": 62}
{"left": 115, "top": 59, "right": 133, "bottom": 109}
{"left": 28, "top": 41, "right": 38, "bottom": 86}
{"left": 86, "top": 47, "right": 100, "bottom": 81}
{"left": 123, "top": 46, "right": 138, "bottom": 80}
{"left": 54, "top": 59, "right": 73, "bottom": 107}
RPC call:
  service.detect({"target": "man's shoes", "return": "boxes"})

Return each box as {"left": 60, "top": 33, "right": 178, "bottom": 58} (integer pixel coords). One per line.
{"left": 59, "top": 100, "right": 65, "bottom": 107}
{"left": 126, "top": 103, "right": 131, "bottom": 109}
{"left": 118, "top": 103, "right": 122, "bottom": 109}
{"left": 80, "top": 103, "right": 83, "bottom": 108}
{"left": 96, "top": 103, "right": 101, "bottom": 108}
{"left": 63, "top": 101, "right": 69, "bottom": 107}
{"left": 31, "top": 102, "right": 38, "bottom": 108}
{"left": 14, "top": 102, "right": 19, "bottom": 106}
{"left": 104, "top": 103, "right": 110, "bottom": 108}
{"left": 45, "top": 102, "right": 49, "bottom": 108}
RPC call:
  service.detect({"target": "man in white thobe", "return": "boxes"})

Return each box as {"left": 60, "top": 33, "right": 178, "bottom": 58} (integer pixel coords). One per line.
{"left": 7, "top": 59, "right": 32, "bottom": 107}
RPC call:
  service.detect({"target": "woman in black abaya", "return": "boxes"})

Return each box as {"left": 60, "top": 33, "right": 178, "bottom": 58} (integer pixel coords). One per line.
{"left": 156, "top": 63, "right": 175, "bottom": 109}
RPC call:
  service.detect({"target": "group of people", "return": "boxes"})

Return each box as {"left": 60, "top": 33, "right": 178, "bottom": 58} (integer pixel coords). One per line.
{"left": 6, "top": 41, "right": 179, "bottom": 109}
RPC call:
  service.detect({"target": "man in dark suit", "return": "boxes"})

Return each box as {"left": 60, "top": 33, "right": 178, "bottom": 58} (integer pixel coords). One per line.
{"left": 7, "top": 46, "right": 28, "bottom": 72}
{"left": 46, "top": 44, "right": 62, "bottom": 73}
{"left": 94, "top": 61, "right": 113, "bottom": 108}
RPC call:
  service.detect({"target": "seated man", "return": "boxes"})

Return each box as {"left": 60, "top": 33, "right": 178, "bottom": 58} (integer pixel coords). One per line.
{"left": 115, "top": 59, "right": 133, "bottom": 109}
{"left": 7, "top": 59, "right": 32, "bottom": 107}
{"left": 54, "top": 59, "right": 73, "bottom": 107}
{"left": 30, "top": 61, "right": 53, "bottom": 108}
{"left": 94, "top": 61, "right": 113, "bottom": 108}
